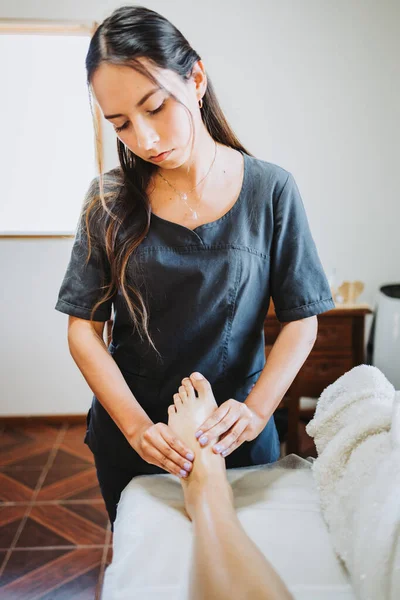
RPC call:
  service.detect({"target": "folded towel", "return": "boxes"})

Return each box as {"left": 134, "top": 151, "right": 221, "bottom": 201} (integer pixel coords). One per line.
{"left": 306, "top": 365, "right": 394, "bottom": 454}
{"left": 306, "top": 365, "right": 400, "bottom": 600}
{"left": 351, "top": 415, "right": 400, "bottom": 600}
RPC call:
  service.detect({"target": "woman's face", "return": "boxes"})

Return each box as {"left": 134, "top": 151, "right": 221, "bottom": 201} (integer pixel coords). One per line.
{"left": 91, "top": 58, "right": 205, "bottom": 168}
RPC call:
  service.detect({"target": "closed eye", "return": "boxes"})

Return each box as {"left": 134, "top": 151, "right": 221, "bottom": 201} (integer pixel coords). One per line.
{"left": 114, "top": 100, "right": 166, "bottom": 133}
{"left": 115, "top": 122, "right": 129, "bottom": 133}
{"left": 147, "top": 99, "right": 166, "bottom": 116}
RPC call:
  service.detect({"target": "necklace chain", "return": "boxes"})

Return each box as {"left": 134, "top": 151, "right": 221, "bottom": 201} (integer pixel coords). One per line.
{"left": 156, "top": 141, "right": 218, "bottom": 220}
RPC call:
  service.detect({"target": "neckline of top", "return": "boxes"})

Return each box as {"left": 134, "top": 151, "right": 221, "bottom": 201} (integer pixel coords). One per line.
{"left": 150, "top": 149, "right": 249, "bottom": 235}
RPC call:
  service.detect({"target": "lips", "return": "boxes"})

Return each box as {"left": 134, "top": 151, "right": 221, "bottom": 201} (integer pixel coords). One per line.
{"left": 150, "top": 149, "right": 173, "bottom": 162}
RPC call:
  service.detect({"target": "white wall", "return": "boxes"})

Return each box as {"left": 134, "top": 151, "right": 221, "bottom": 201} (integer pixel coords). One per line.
{"left": 1, "top": 0, "right": 399, "bottom": 415}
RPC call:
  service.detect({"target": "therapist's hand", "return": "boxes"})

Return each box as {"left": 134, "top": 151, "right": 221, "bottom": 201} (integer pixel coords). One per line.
{"left": 130, "top": 422, "right": 195, "bottom": 478}
{"left": 194, "top": 399, "right": 267, "bottom": 458}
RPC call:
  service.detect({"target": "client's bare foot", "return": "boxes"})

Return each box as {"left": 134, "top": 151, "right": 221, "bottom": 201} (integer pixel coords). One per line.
{"left": 168, "top": 373, "right": 234, "bottom": 520}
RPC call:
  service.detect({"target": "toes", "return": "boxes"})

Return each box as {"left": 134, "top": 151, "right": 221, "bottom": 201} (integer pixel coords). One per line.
{"left": 182, "top": 378, "right": 196, "bottom": 399}
{"left": 173, "top": 393, "right": 183, "bottom": 408}
{"left": 189, "top": 372, "right": 211, "bottom": 396}
{"left": 178, "top": 385, "right": 188, "bottom": 400}
{"left": 168, "top": 404, "right": 176, "bottom": 415}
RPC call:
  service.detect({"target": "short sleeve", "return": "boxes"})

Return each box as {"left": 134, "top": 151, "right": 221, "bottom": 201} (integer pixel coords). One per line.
{"left": 54, "top": 177, "right": 114, "bottom": 322}
{"left": 270, "top": 172, "right": 335, "bottom": 322}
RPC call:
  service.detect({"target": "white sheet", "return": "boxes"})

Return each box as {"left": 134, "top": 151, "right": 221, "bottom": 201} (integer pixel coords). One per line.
{"left": 101, "top": 454, "right": 355, "bottom": 600}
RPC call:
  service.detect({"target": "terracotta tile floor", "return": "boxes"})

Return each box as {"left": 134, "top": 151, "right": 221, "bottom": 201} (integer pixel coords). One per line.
{"left": 0, "top": 418, "right": 316, "bottom": 599}
{"left": 0, "top": 422, "right": 112, "bottom": 599}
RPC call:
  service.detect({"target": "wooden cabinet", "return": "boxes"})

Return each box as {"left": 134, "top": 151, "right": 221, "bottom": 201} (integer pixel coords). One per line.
{"left": 264, "top": 302, "right": 373, "bottom": 454}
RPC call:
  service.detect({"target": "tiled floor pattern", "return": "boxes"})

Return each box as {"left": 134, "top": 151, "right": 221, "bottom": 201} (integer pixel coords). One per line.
{"left": 0, "top": 422, "right": 112, "bottom": 599}
{"left": 0, "top": 419, "right": 317, "bottom": 599}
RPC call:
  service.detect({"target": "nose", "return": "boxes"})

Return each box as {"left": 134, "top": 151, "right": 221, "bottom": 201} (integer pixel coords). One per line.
{"left": 135, "top": 120, "right": 159, "bottom": 152}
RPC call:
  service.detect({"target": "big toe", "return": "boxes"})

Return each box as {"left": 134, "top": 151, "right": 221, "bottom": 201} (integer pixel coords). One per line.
{"left": 189, "top": 372, "right": 211, "bottom": 397}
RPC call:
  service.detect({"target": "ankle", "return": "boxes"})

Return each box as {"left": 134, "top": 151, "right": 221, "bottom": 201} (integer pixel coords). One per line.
{"left": 187, "top": 471, "right": 234, "bottom": 509}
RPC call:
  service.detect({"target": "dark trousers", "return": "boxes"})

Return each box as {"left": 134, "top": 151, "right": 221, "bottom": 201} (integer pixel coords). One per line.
{"left": 92, "top": 451, "right": 165, "bottom": 532}
{"left": 93, "top": 453, "right": 132, "bottom": 532}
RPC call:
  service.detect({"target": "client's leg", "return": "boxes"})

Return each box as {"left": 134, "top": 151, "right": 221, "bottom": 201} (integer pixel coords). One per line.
{"left": 168, "top": 376, "right": 293, "bottom": 600}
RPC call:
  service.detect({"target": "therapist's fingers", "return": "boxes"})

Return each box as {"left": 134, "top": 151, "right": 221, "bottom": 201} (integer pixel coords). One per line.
{"left": 198, "top": 409, "right": 238, "bottom": 446}
{"left": 217, "top": 429, "right": 248, "bottom": 458}
{"left": 140, "top": 422, "right": 194, "bottom": 478}
{"left": 160, "top": 423, "right": 195, "bottom": 465}
{"left": 213, "top": 419, "right": 248, "bottom": 456}
{"left": 194, "top": 399, "right": 235, "bottom": 442}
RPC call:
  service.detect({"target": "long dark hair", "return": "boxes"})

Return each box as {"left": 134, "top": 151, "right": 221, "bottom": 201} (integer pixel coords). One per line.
{"left": 84, "top": 5, "right": 252, "bottom": 354}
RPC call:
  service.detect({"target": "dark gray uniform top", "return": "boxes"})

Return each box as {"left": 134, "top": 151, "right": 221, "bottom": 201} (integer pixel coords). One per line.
{"left": 55, "top": 150, "right": 335, "bottom": 470}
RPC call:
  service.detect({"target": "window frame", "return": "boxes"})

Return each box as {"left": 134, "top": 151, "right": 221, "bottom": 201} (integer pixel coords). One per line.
{"left": 0, "top": 18, "right": 102, "bottom": 239}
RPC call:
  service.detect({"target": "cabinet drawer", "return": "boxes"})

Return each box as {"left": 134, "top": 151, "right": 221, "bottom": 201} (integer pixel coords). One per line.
{"left": 301, "top": 353, "right": 353, "bottom": 377}
{"left": 265, "top": 316, "right": 353, "bottom": 349}
{"left": 314, "top": 317, "right": 353, "bottom": 350}
{"left": 297, "top": 354, "right": 354, "bottom": 396}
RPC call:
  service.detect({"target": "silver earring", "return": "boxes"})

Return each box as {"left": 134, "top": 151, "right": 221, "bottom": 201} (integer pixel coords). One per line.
{"left": 198, "top": 98, "right": 203, "bottom": 108}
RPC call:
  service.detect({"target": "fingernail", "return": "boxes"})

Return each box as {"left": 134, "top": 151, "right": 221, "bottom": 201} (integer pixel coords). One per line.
{"left": 222, "top": 450, "right": 228, "bottom": 457}
{"left": 184, "top": 462, "right": 192, "bottom": 471}
{"left": 214, "top": 444, "right": 222, "bottom": 453}
{"left": 191, "top": 372, "right": 203, "bottom": 380}
{"left": 186, "top": 452, "right": 194, "bottom": 461}
{"left": 199, "top": 435, "right": 208, "bottom": 445}
{"left": 180, "top": 470, "right": 188, "bottom": 477}
{"left": 195, "top": 431, "right": 203, "bottom": 439}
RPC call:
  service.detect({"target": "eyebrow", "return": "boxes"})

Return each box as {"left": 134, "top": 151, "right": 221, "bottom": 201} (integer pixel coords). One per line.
{"left": 104, "top": 88, "right": 160, "bottom": 120}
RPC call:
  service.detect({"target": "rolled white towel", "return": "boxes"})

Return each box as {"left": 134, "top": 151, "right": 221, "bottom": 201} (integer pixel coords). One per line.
{"left": 351, "top": 423, "right": 400, "bottom": 600}
{"left": 306, "top": 367, "right": 400, "bottom": 600}
{"left": 308, "top": 403, "right": 392, "bottom": 516}
{"left": 306, "top": 365, "right": 395, "bottom": 454}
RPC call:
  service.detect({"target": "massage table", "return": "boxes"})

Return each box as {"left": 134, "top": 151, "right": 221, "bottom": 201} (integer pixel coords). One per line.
{"left": 101, "top": 454, "right": 355, "bottom": 599}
